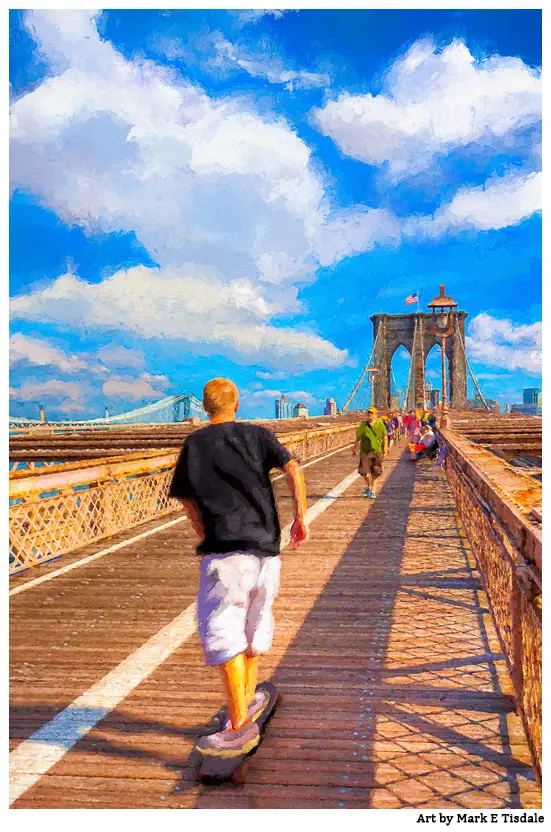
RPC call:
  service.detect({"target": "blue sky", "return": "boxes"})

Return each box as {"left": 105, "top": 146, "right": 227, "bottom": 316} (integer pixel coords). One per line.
{"left": 9, "top": 9, "right": 541, "bottom": 420}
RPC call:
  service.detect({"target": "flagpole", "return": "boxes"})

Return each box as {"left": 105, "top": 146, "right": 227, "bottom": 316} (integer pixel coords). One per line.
{"left": 417, "top": 289, "right": 420, "bottom": 313}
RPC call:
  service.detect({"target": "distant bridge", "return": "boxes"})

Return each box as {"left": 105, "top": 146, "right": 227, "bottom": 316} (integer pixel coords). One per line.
{"left": 9, "top": 393, "right": 206, "bottom": 430}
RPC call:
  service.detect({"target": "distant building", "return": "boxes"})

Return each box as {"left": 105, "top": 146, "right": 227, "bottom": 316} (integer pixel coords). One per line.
{"left": 512, "top": 404, "right": 542, "bottom": 416}
{"left": 324, "top": 398, "right": 337, "bottom": 416}
{"left": 275, "top": 394, "right": 294, "bottom": 419}
{"left": 427, "top": 389, "right": 440, "bottom": 408}
{"left": 293, "top": 403, "right": 308, "bottom": 418}
{"left": 511, "top": 388, "right": 542, "bottom": 416}
{"left": 468, "top": 394, "right": 500, "bottom": 413}
{"left": 523, "top": 388, "right": 542, "bottom": 407}
{"left": 504, "top": 403, "right": 511, "bottom": 414}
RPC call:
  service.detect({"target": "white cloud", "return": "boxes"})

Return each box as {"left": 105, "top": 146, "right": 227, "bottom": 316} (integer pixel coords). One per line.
{"left": 211, "top": 33, "right": 329, "bottom": 90}
{"left": 317, "top": 207, "right": 401, "bottom": 266}
{"left": 9, "top": 332, "right": 90, "bottom": 373}
{"left": 97, "top": 344, "right": 145, "bottom": 369}
{"left": 312, "top": 38, "right": 541, "bottom": 178}
{"left": 10, "top": 265, "right": 348, "bottom": 371}
{"left": 9, "top": 379, "right": 87, "bottom": 414}
{"left": 102, "top": 375, "right": 166, "bottom": 401}
{"left": 229, "top": 10, "right": 287, "bottom": 27}
{"left": 256, "top": 369, "right": 286, "bottom": 380}
{"left": 141, "top": 371, "right": 171, "bottom": 389}
{"left": 466, "top": 313, "right": 541, "bottom": 375}
{"left": 405, "top": 171, "right": 542, "bottom": 238}
{"left": 10, "top": 10, "right": 390, "bottom": 370}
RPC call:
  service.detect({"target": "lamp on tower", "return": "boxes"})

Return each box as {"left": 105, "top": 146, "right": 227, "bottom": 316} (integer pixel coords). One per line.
{"left": 367, "top": 366, "right": 378, "bottom": 409}
{"left": 427, "top": 284, "right": 458, "bottom": 429}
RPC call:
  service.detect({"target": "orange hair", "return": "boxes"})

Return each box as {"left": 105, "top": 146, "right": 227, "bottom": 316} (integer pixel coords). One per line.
{"left": 203, "top": 377, "right": 238, "bottom": 417}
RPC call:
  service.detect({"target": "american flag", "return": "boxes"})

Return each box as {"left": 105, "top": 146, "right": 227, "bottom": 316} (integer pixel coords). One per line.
{"left": 405, "top": 292, "right": 419, "bottom": 305}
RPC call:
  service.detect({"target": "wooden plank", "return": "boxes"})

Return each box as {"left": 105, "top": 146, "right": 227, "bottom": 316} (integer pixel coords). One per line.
{"left": 10, "top": 442, "right": 541, "bottom": 809}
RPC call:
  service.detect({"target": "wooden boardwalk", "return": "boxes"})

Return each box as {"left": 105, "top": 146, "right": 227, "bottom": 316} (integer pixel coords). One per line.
{"left": 9, "top": 441, "right": 541, "bottom": 809}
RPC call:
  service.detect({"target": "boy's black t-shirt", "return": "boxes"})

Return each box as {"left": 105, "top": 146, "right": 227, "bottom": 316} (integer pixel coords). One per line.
{"left": 169, "top": 422, "right": 293, "bottom": 557}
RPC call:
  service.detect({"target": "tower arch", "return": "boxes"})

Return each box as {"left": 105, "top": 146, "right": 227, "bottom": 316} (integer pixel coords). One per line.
{"left": 370, "top": 311, "right": 468, "bottom": 411}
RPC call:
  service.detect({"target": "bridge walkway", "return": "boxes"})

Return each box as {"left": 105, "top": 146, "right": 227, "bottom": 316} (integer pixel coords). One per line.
{"left": 9, "top": 441, "right": 541, "bottom": 809}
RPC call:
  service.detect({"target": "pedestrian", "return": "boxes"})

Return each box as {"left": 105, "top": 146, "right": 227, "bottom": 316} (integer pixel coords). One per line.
{"left": 169, "top": 377, "right": 309, "bottom": 761}
{"left": 391, "top": 410, "right": 401, "bottom": 438}
{"left": 353, "top": 406, "right": 388, "bottom": 499}
{"left": 403, "top": 409, "right": 416, "bottom": 438}
{"left": 408, "top": 423, "right": 437, "bottom": 460}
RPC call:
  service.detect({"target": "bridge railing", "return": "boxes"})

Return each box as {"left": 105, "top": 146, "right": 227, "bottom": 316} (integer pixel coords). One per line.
{"left": 9, "top": 424, "right": 357, "bottom": 577}
{"left": 440, "top": 427, "right": 542, "bottom": 780}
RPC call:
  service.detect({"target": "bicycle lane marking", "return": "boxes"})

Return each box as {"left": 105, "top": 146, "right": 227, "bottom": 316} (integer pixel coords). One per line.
{"left": 9, "top": 466, "right": 360, "bottom": 805}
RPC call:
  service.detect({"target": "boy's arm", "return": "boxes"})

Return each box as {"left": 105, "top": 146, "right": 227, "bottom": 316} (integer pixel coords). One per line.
{"left": 179, "top": 499, "right": 205, "bottom": 540}
{"left": 284, "top": 459, "right": 309, "bottom": 550}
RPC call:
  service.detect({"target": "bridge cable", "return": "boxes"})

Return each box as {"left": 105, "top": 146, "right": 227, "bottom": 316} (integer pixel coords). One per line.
{"left": 455, "top": 326, "right": 491, "bottom": 411}
{"left": 419, "top": 316, "right": 426, "bottom": 409}
{"left": 403, "top": 317, "right": 417, "bottom": 411}
{"left": 341, "top": 324, "right": 381, "bottom": 413}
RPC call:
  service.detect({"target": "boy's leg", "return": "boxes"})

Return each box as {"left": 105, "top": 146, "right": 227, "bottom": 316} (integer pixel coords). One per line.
{"left": 244, "top": 653, "right": 260, "bottom": 702}
{"left": 219, "top": 653, "right": 250, "bottom": 730}
{"left": 198, "top": 554, "right": 257, "bottom": 730}
{"left": 245, "top": 556, "right": 280, "bottom": 685}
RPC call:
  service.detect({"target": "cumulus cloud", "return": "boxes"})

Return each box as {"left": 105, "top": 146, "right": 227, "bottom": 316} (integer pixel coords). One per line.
{"left": 10, "top": 10, "right": 386, "bottom": 370}
{"left": 10, "top": 265, "right": 349, "bottom": 371}
{"left": 466, "top": 313, "right": 541, "bottom": 374}
{"left": 97, "top": 343, "right": 145, "bottom": 369}
{"left": 9, "top": 379, "right": 87, "bottom": 414}
{"left": 9, "top": 332, "right": 90, "bottom": 373}
{"left": 312, "top": 38, "right": 541, "bottom": 178}
{"left": 405, "top": 171, "right": 542, "bottom": 238}
{"left": 102, "top": 375, "right": 166, "bottom": 402}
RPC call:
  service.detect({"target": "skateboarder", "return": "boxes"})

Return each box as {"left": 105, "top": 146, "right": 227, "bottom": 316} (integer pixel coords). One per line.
{"left": 169, "top": 378, "right": 309, "bottom": 765}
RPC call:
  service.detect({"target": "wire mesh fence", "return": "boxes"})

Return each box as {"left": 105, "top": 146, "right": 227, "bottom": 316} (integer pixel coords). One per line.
{"left": 9, "top": 424, "right": 357, "bottom": 576}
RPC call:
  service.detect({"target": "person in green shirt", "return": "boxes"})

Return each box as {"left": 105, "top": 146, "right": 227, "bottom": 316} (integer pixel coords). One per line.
{"left": 352, "top": 406, "right": 388, "bottom": 499}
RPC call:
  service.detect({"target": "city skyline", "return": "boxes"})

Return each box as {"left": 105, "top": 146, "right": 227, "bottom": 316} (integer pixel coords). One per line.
{"left": 9, "top": 9, "right": 541, "bottom": 420}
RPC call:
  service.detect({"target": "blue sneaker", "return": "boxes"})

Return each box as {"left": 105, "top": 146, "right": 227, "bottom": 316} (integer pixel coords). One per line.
{"left": 368, "top": 491, "right": 376, "bottom": 499}
{"left": 362, "top": 488, "right": 370, "bottom": 498}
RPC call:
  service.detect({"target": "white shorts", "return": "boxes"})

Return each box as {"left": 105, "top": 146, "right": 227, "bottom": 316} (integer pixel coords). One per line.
{"left": 197, "top": 552, "right": 281, "bottom": 667}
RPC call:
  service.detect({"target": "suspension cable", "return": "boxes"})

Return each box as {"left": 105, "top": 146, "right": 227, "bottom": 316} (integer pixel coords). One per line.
{"left": 402, "top": 317, "right": 416, "bottom": 410}
{"left": 341, "top": 324, "right": 381, "bottom": 413}
{"left": 419, "top": 316, "right": 426, "bottom": 409}
{"left": 455, "top": 326, "right": 491, "bottom": 411}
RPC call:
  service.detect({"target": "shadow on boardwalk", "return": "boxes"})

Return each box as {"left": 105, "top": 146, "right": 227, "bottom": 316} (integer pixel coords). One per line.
{"left": 197, "top": 454, "right": 535, "bottom": 809}
{"left": 10, "top": 452, "right": 539, "bottom": 809}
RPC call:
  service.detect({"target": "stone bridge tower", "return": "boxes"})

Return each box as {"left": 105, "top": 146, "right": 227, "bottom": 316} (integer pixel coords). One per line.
{"left": 370, "top": 310, "right": 468, "bottom": 411}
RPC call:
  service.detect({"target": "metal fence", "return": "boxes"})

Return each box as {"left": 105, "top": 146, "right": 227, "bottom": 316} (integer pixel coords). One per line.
{"left": 9, "top": 424, "right": 357, "bottom": 577}
{"left": 441, "top": 429, "right": 542, "bottom": 781}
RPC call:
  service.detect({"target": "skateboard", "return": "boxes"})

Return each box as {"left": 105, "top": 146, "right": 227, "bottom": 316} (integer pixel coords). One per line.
{"left": 196, "top": 680, "right": 280, "bottom": 783}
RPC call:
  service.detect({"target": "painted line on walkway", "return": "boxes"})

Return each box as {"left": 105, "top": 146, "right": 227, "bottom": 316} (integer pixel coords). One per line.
{"left": 10, "top": 443, "right": 354, "bottom": 597}
{"left": 9, "top": 466, "right": 360, "bottom": 806}
{"left": 9, "top": 516, "right": 188, "bottom": 598}
{"left": 271, "top": 442, "right": 354, "bottom": 482}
